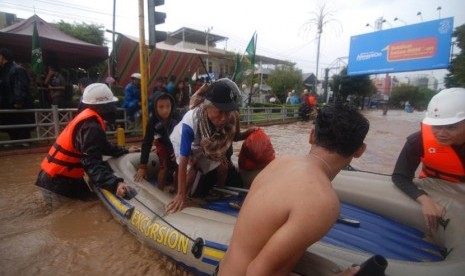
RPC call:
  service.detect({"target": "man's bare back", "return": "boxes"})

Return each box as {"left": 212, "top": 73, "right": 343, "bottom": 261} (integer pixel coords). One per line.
{"left": 218, "top": 105, "right": 369, "bottom": 276}
{"left": 220, "top": 155, "right": 339, "bottom": 275}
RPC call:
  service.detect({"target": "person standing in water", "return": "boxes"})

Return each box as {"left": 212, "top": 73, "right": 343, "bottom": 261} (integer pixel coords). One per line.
{"left": 35, "top": 83, "right": 139, "bottom": 206}
{"left": 392, "top": 87, "right": 465, "bottom": 232}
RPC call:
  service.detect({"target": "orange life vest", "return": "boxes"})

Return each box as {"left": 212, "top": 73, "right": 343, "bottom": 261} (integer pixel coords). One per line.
{"left": 308, "top": 95, "right": 316, "bottom": 106}
{"left": 41, "top": 108, "right": 105, "bottom": 178}
{"left": 420, "top": 124, "right": 465, "bottom": 182}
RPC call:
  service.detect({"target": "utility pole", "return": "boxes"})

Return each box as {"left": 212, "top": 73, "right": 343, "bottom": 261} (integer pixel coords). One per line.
{"left": 138, "top": 0, "right": 148, "bottom": 136}
{"left": 205, "top": 26, "right": 213, "bottom": 75}
{"left": 111, "top": 0, "right": 117, "bottom": 80}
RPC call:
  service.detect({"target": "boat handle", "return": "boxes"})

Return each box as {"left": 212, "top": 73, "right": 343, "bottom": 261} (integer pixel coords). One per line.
{"left": 192, "top": 238, "right": 204, "bottom": 259}
{"left": 438, "top": 218, "right": 450, "bottom": 230}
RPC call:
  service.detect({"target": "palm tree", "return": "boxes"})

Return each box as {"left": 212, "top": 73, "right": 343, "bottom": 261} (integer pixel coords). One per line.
{"left": 302, "top": 3, "right": 341, "bottom": 91}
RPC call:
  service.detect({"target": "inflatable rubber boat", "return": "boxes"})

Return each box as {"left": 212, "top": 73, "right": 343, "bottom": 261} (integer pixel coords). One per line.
{"left": 95, "top": 153, "right": 465, "bottom": 275}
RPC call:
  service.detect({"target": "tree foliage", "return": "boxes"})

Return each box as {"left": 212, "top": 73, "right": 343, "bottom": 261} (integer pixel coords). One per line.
{"left": 445, "top": 24, "right": 465, "bottom": 88}
{"left": 266, "top": 65, "right": 303, "bottom": 102}
{"left": 330, "top": 67, "right": 376, "bottom": 106}
{"left": 389, "top": 84, "right": 435, "bottom": 109}
{"left": 56, "top": 20, "right": 106, "bottom": 46}
{"left": 54, "top": 21, "right": 106, "bottom": 79}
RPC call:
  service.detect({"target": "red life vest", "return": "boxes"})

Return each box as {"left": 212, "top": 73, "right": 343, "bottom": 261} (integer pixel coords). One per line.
{"left": 420, "top": 124, "right": 465, "bottom": 182}
{"left": 41, "top": 108, "right": 105, "bottom": 178}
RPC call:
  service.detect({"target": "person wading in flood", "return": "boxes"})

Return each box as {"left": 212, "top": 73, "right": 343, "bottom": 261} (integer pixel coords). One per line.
{"left": 392, "top": 87, "right": 465, "bottom": 232}
{"left": 35, "top": 83, "right": 139, "bottom": 207}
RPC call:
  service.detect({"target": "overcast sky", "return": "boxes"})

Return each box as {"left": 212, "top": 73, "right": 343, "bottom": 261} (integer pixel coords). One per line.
{"left": 1, "top": 0, "right": 464, "bottom": 86}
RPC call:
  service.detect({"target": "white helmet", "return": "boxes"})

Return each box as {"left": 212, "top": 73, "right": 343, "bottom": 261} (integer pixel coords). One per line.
{"left": 131, "top": 73, "right": 141, "bottom": 79}
{"left": 423, "top": 87, "right": 465, "bottom": 126}
{"left": 82, "top": 83, "right": 118, "bottom": 105}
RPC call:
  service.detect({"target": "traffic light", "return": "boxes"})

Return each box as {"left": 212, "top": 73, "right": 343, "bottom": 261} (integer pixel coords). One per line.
{"left": 148, "top": 0, "right": 167, "bottom": 47}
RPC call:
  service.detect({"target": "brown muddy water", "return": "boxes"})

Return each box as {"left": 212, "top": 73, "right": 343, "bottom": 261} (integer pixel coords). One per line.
{"left": 0, "top": 109, "right": 425, "bottom": 275}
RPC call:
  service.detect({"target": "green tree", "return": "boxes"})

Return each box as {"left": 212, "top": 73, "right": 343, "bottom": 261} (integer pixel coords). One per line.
{"left": 55, "top": 21, "right": 107, "bottom": 81}
{"left": 389, "top": 85, "right": 435, "bottom": 109}
{"left": 445, "top": 24, "right": 465, "bottom": 88}
{"left": 266, "top": 65, "right": 303, "bottom": 103}
{"left": 56, "top": 21, "right": 106, "bottom": 46}
{"left": 330, "top": 67, "right": 375, "bottom": 107}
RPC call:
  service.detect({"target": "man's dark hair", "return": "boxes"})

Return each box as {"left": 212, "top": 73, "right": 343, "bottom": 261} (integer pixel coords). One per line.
{"left": 0, "top": 48, "right": 13, "bottom": 61}
{"left": 314, "top": 104, "right": 369, "bottom": 157}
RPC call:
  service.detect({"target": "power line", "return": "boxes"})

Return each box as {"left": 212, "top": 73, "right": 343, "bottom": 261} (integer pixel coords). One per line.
{"left": 0, "top": 1, "right": 133, "bottom": 25}
{"left": 0, "top": 2, "right": 330, "bottom": 72}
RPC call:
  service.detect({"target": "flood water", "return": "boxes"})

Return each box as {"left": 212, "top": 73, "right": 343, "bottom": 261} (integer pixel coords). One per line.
{"left": 0, "top": 109, "right": 425, "bottom": 275}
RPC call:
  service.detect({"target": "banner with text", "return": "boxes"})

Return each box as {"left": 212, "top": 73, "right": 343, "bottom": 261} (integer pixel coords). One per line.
{"left": 348, "top": 17, "right": 454, "bottom": 76}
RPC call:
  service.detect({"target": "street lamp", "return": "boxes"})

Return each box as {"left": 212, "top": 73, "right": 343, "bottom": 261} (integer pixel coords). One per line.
{"left": 417, "top": 11, "right": 423, "bottom": 22}
{"left": 365, "top": 23, "right": 377, "bottom": 31}
{"left": 381, "top": 19, "right": 392, "bottom": 28}
{"left": 393, "top": 17, "right": 407, "bottom": 26}
{"left": 437, "top": 6, "right": 442, "bottom": 19}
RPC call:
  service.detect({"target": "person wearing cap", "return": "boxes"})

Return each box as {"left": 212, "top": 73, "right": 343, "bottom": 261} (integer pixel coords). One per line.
{"left": 392, "top": 87, "right": 465, "bottom": 232}
{"left": 122, "top": 73, "right": 142, "bottom": 127}
{"left": 166, "top": 78, "right": 240, "bottom": 214}
{"left": 35, "top": 83, "right": 139, "bottom": 207}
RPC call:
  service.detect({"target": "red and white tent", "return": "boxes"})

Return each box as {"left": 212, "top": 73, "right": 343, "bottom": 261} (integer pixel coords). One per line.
{"left": 110, "top": 34, "right": 206, "bottom": 90}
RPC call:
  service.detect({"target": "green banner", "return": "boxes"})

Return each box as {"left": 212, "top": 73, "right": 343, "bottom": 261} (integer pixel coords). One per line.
{"left": 31, "top": 21, "right": 44, "bottom": 75}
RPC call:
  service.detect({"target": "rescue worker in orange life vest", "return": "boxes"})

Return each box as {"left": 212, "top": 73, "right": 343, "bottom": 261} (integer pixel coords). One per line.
{"left": 392, "top": 87, "right": 465, "bottom": 232}
{"left": 35, "top": 83, "right": 140, "bottom": 202}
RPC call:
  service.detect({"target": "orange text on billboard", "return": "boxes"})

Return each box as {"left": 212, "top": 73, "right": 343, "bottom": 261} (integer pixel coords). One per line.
{"left": 387, "top": 37, "right": 437, "bottom": 62}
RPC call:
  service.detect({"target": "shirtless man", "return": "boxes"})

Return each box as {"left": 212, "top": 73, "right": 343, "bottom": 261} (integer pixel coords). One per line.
{"left": 218, "top": 104, "right": 369, "bottom": 276}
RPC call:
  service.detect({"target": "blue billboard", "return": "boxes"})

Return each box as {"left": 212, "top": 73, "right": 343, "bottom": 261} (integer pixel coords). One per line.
{"left": 347, "top": 17, "right": 454, "bottom": 76}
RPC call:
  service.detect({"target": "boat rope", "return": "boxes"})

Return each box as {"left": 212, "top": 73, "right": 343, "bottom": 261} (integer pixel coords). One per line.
{"left": 344, "top": 165, "right": 392, "bottom": 177}
{"left": 131, "top": 195, "right": 206, "bottom": 258}
{"left": 131, "top": 196, "right": 197, "bottom": 242}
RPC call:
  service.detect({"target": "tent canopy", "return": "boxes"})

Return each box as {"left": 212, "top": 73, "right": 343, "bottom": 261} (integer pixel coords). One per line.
{"left": 0, "top": 15, "right": 108, "bottom": 68}
{"left": 111, "top": 34, "right": 206, "bottom": 90}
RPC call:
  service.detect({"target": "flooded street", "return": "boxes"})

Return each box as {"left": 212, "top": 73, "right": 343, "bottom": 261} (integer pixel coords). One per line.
{"left": 0, "top": 109, "right": 425, "bottom": 275}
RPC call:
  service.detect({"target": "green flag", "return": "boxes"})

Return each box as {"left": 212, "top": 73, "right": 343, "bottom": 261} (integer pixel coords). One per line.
{"left": 245, "top": 33, "right": 256, "bottom": 69}
{"left": 31, "top": 21, "right": 44, "bottom": 74}
{"left": 233, "top": 54, "right": 242, "bottom": 82}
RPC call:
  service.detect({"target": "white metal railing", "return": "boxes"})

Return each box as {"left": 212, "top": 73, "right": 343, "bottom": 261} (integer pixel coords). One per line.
{"left": 0, "top": 105, "right": 299, "bottom": 146}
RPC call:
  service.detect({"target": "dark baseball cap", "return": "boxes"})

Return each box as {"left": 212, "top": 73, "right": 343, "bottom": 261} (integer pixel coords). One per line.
{"left": 206, "top": 79, "right": 240, "bottom": 112}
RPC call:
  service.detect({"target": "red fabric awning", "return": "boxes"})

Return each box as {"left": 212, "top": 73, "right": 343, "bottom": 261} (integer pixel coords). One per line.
{"left": 112, "top": 35, "right": 205, "bottom": 91}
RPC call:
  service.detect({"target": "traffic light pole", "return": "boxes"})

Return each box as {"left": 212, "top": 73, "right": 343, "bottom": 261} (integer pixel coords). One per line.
{"left": 138, "top": 0, "right": 149, "bottom": 136}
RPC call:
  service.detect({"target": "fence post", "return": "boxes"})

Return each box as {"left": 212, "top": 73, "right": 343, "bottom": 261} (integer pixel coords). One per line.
{"left": 52, "top": 105, "right": 60, "bottom": 137}
{"left": 35, "top": 110, "right": 40, "bottom": 139}
{"left": 247, "top": 107, "right": 252, "bottom": 125}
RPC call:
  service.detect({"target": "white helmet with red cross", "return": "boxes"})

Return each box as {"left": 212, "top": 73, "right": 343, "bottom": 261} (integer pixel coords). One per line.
{"left": 423, "top": 87, "right": 465, "bottom": 126}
